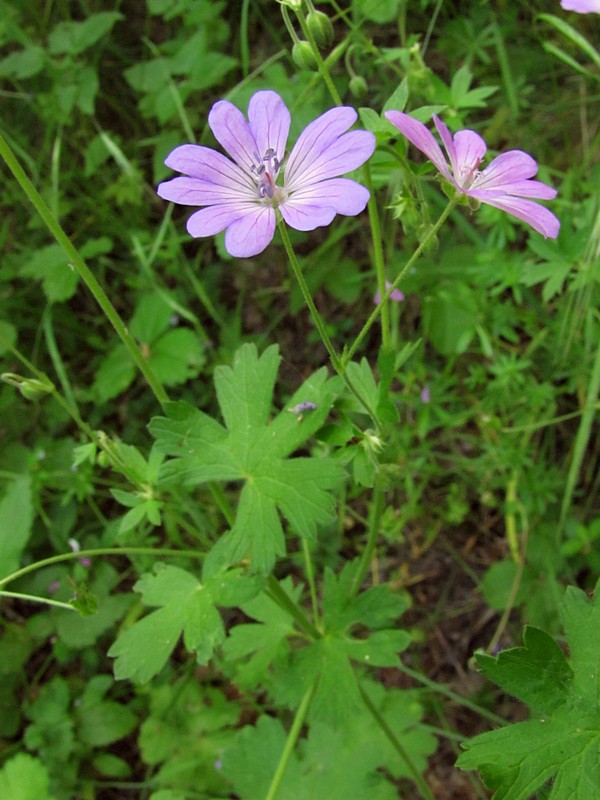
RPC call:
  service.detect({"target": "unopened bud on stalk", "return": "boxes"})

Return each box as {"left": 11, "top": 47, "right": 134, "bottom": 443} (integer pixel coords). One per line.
{"left": 292, "top": 40, "right": 318, "bottom": 70}
{"left": 349, "top": 75, "right": 367, "bottom": 98}
{"left": 306, "top": 9, "right": 334, "bottom": 48}
{"left": 1, "top": 372, "right": 53, "bottom": 399}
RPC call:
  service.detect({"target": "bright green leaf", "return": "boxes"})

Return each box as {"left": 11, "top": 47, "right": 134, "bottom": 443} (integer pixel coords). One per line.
{"left": 0, "top": 753, "right": 55, "bottom": 800}
{"left": 458, "top": 579, "right": 600, "bottom": 799}
{"left": 150, "top": 344, "right": 344, "bottom": 573}
{"left": 0, "top": 475, "right": 33, "bottom": 579}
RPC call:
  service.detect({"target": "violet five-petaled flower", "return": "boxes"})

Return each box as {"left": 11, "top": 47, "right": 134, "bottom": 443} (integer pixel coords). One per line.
{"left": 157, "top": 90, "right": 376, "bottom": 258}
{"left": 374, "top": 280, "right": 405, "bottom": 304}
{"left": 384, "top": 111, "right": 560, "bottom": 239}
{"left": 560, "top": 0, "right": 600, "bottom": 13}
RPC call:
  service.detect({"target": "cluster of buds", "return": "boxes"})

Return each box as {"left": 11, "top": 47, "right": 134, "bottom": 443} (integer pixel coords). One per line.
{"left": 276, "top": 0, "right": 334, "bottom": 70}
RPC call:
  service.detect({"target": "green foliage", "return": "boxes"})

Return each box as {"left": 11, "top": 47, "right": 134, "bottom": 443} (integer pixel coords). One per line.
{"left": 109, "top": 563, "right": 263, "bottom": 682}
{"left": 0, "top": 474, "right": 33, "bottom": 578}
{"left": 458, "top": 580, "right": 600, "bottom": 798}
{"left": 0, "top": 753, "right": 55, "bottom": 800}
{"left": 150, "top": 344, "right": 345, "bottom": 572}
{"left": 0, "top": 0, "right": 598, "bottom": 797}
{"left": 222, "top": 681, "right": 436, "bottom": 799}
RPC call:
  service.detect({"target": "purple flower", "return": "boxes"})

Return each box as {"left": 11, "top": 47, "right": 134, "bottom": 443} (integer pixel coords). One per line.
{"left": 157, "top": 91, "right": 376, "bottom": 258}
{"left": 384, "top": 111, "right": 560, "bottom": 239}
{"left": 374, "top": 280, "right": 405, "bottom": 304}
{"left": 561, "top": 0, "right": 600, "bottom": 12}
{"left": 420, "top": 386, "right": 430, "bottom": 404}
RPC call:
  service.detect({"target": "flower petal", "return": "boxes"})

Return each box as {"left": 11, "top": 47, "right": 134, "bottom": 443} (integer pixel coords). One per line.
{"left": 470, "top": 179, "right": 557, "bottom": 201}
{"left": 186, "top": 205, "right": 249, "bottom": 237}
{"left": 385, "top": 111, "right": 451, "bottom": 179}
{"left": 208, "top": 99, "right": 259, "bottom": 173}
{"left": 157, "top": 176, "right": 255, "bottom": 206}
{"left": 284, "top": 107, "right": 369, "bottom": 190}
{"left": 163, "top": 144, "right": 253, "bottom": 193}
{"left": 471, "top": 150, "right": 540, "bottom": 191}
{"left": 285, "top": 131, "right": 375, "bottom": 191}
{"left": 248, "top": 91, "right": 291, "bottom": 165}
{"left": 478, "top": 195, "right": 560, "bottom": 238}
{"left": 560, "top": 0, "right": 600, "bottom": 12}
{"left": 224, "top": 206, "right": 276, "bottom": 257}
{"left": 281, "top": 178, "right": 370, "bottom": 230}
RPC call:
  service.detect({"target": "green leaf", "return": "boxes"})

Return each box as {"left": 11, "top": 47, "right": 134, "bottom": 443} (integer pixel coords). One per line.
{"left": 457, "top": 579, "right": 600, "bottom": 799}
{"left": 150, "top": 344, "right": 345, "bottom": 573}
{"left": 109, "top": 563, "right": 263, "bottom": 682}
{"left": 222, "top": 683, "right": 436, "bottom": 799}
{"left": 76, "top": 675, "right": 137, "bottom": 747}
{"left": 48, "top": 12, "right": 123, "bottom": 55}
{"left": 0, "top": 475, "right": 33, "bottom": 579}
{"left": 0, "top": 44, "right": 45, "bottom": 79}
{"left": 0, "top": 753, "right": 55, "bottom": 800}
{"left": 357, "top": 0, "right": 400, "bottom": 24}
{"left": 476, "top": 627, "right": 573, "bottom": 715}
{"left": 265, "top": 565, "right": 410, "bottom": 727}
{"left": 222, "top": 578, "right": 302, "bottom": 688}
{"left": 92, "top": 344, "right": 136, "bottom": 402}
{"left": 423, "top": 284, "right": 478, "bottom": 355}
{"left": 0, "top": 320, "right": 16, "bottom": 354}
{"left": 150, "top": 328, "right": 205, "bottom": 386}
{"left": 139, "top": 679, "right": 236, "bottom": 796}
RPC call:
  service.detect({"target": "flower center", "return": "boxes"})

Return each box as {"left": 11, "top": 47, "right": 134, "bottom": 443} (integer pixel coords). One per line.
{"left": 457, "top": 160, "right": 483, "bottom": 190}
{"left": 250, "top": 148, "right": 284, "bottom": 203}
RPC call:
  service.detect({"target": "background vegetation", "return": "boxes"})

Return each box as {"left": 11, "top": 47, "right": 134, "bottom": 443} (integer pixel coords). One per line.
{"left": 0, "top": 1, "right": 598, "bottom": 798}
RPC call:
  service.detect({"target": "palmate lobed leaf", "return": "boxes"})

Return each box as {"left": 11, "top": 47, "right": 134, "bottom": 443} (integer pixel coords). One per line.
{"left": 457, "top": 579, "right": 600, "bottom": 799}
{"left": 149, "top": 344, "right": 345, "bottom": 573}
{"left": 109, "top": 564, "right": 263, "bottom": 683}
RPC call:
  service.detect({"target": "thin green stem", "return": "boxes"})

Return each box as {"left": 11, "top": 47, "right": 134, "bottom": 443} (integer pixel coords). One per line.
{"left": 345, "top": 198, "right": 457, "bottom": 363}
{"left": 42, "top": 306, "right": 77, "bottom": 411}
{"left": 0, "top": 590, "right": 76, "bottom": 611}
{"left": 0, "top": 547, "right": 203, "bottom": 589}
{"left": 302, "top": 539, "right": 320, "bottom": 628}
{"left": 266, "top": 575, "right": 320, "bottom": 640}
{"left": 277, "top": 220, "right": 341, "bottom": 370}
{"left": 350, "top": 484, "right": 385, "bottom": 596}
{"left": 363, "top": 162, "right": 390, "bottom": 348}
{"left": 359, "top": 682, "right": 435, "bottom": 800}
{"left": 397, "top": 663, "right": 506, "bottom": 726}
{"left": 277, "top": 220, "right": 380, "bottom": 426}
{"left": 557, "top": 323, "right": 600, "bottom": 542}
{"left": 0, "top": 131, "right": 170, "bottom": 409}
{"left": 263, "top": 679, "right": 317, "bottom": 800}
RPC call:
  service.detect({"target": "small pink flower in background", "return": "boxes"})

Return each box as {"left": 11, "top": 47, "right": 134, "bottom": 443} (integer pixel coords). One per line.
{"left": 384, "top": 111, "right": 560, "bottom": 239}
{"left": 157, "top": 90, "right": 376, "bottom": 258}
{"left": 374, "top": 280, "right": 405, "bottom": 304}
{"left": 420, "top": 386, "right": 431, "bottom": 404}
{"left": 68, "top": 538, "right": 91, "bottom": 568}
{"left": 561, "top": 0, "right": 600, "bottom": 13}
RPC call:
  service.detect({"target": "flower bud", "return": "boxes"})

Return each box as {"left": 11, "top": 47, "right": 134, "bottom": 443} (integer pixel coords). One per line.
{"left": 292, "top": 40, "right": 318, "bottom": 70}
{"left": 1, "top": 372, "right": 53, "bottom": 399}
{"left": 349, "top": 75, "right": 367, "bottom": 98}
{"left": 306, "top": 10, "right": 334, "bottom": 48}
